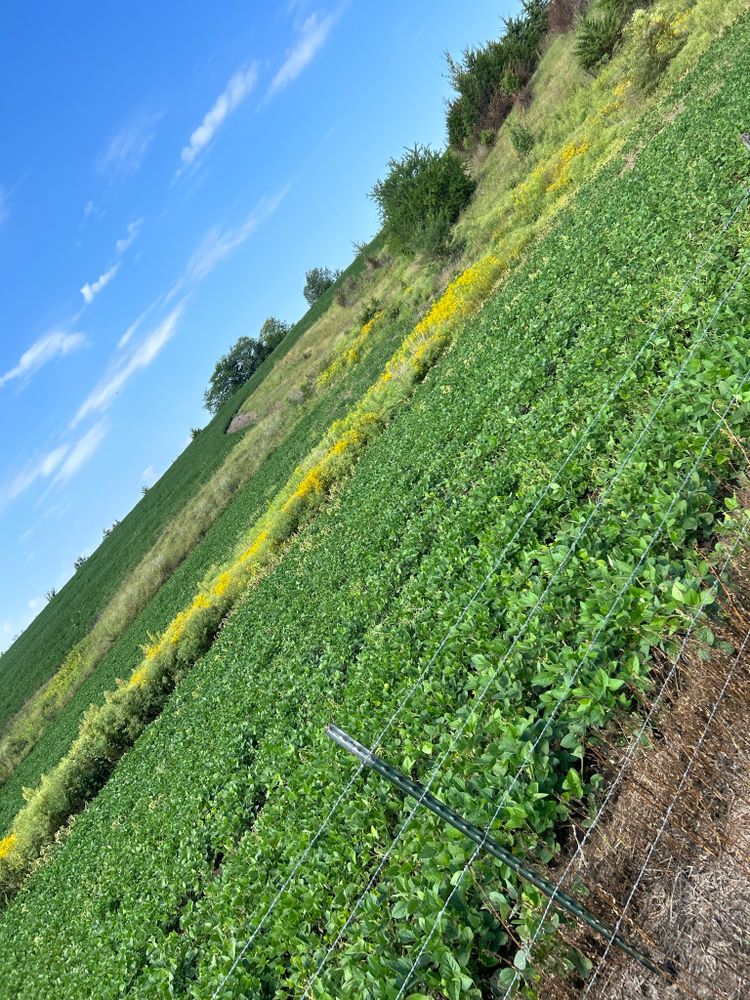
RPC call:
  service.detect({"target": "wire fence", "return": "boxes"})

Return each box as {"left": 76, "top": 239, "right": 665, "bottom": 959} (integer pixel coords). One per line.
{"left": 299, "top": 257, "right": 750, "bottom": 999}
{"left": 208, "top": 185, "right": 750, "bottom": 999}
{"left": 496, "top": 514, "right": 750, "bottom": 998}
{"left": 581, "top": 621, "right": 750, "bottom": 996}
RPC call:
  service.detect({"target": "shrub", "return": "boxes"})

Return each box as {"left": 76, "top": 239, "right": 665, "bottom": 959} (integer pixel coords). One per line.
{"left": 371, "top": 145, "right": 476, "bottom": 259}
{"left": 358, "top": 297, "right": 382, "bottom": 326}
{"left": 334, "top": 273, "right": 362, "bottom": 308}
{"left": 549, "top": 0, "right": 586, "bottom": 32}
{"left": 509, "top": 120, "right": 535, "bottom": 155}
{"left": 352, "top": 240, "right": 382, "bottom": 271}
{"left": 576, "top": 0, "right": 647, "bottom": 71}
{"left": 445, "top": 0, "right": 549, "bottom": 149}
{"left": 625, "top": 6, "right": 690, "bottom": 92}
{"left": 303, "top": 267, "right": 341, "bottom": 306}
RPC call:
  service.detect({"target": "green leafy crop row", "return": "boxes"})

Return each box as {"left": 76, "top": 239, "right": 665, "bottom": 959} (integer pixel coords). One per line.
{"left": 0, "top": 13, "right": 748, "bottom": 996}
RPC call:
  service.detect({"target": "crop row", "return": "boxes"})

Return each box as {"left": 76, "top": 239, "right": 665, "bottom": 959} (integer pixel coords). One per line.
{"left": 0, "top": 15, "right": 747, "bottom": 996}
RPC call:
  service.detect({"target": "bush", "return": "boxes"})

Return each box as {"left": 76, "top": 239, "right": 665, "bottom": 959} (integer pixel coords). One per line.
{"left": 549, "top": 0, "right": 586, "bottom": 32}
{"left": 625, "top": 6, "right": 689, "bottom": 92}
{"left": 334, "top": 273, "right": 362, "bottom": 308}
{"left": 509, "top": 120, "right": 535, "bottom": 155}
{"left": 371, "top": 145, "right": 476, "bottom": 259}
{"left": 576, "top": 0, "right": 646, "bottom": 71}
{"left": 303, "top": 267, "right": 341, "bottom": 306}
{"left": 358, "top": 297, "right": 381, "bottom": 326}
{"left": 445, "top": 0, "right": 549, "bottom": 149}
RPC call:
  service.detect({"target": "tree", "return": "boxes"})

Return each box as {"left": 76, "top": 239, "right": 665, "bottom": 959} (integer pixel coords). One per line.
{"left": 74, "top": 555, "right": 88, "bottom": 571}
{"left": 45, "top": 588, "right": 57, "bottom": 603}
{"left": 203, "top": 317, "right": 292, "bottom": 414}
{"left": 259, "top": 316, "right": 292, "bottom": 354}
{"left": 371, "top": 145, "right": 475, "bottom": 258}
{"left": 445, "top": 0, "right": 549, "bottom": 149}
{"left": 303, "top": 267, "right": 341, "bottom": 306}
{"left": 204, "top": 336, "right": 264, "bottom": 414}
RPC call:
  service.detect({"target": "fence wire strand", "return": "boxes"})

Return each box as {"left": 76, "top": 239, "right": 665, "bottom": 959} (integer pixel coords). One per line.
{"left": 581, "top": 622, "right": 750, "bottom": 997}
{"left": 209, "top": 188, "right": 750, "bottom": 999}
{"left": 498, "top": 515, "right": 750, "bottom": 999}
{"left": 298, "top": 259, "right": 750, "bottom": 998}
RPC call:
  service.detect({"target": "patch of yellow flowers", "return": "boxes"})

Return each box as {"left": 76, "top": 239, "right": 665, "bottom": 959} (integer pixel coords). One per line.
{"left": 120, "top": 256, "right": 502, "bottom": 702}
{"left": 547, "top": 141, "right": 590, "bottom": 194}
{"left": 317, "top": 311, "right": 384, "bottom": 388}
{"left": 0, "top": 834, "right": 15, "bottom": 861}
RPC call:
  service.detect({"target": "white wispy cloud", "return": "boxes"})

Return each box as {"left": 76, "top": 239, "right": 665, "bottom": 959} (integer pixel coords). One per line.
{"left": 115, "top": 217, "right": 143, "bottom": 254}
{"left": 141, "top": 464, "right": 157, "bottom": 485}
{"left": 81, "top": 262, "right": 120, "bottom": 305}
{"left": 267, "top": 10, "right": 337, "bottom": 100}
{"left": 179, "top": 63, "right": 258, "bottom": 170}
{"left": 117, "top": 317, "right": 141, "bottom": 350}
{"left": 73, "top": 302, "right": 186, "bottom": 427}
{"left": 1, "top": 443, "right": 70, "bottom": 508}
{"left": 98, "top": 113, "right": 162, "bottom": 178}
{"left": 187, "top": 188, "right": 289, "bottom": 282}
{"left": 0, "top": 331, "right": 86, "bottom": 389}
{"left": 53, "top": 422, "right": 109, "bottom": 486}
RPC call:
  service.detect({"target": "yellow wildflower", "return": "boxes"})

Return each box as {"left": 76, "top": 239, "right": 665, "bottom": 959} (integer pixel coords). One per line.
{"left": 212, "top": 571, "right": 233, "bottom": 597}
{"left": 281, "top": 466, "right": 325, "bottom": 512}
{"left": 0, "top": 834, "right": 15, "bottom": 861}
{"left": 144, "top": 637, "right": 165, "bottom": 660}
{"left": 547, "top": 141, "right": 589, "bottom": 193}
{"left": 238, "top": 531, "right": 269, "bottom": 563}
{"left": 128, "top": 666, "right": 149, "bottom": 689}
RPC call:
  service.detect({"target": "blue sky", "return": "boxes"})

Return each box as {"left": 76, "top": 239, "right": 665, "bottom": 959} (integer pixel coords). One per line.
{"left": 0, "top": 0, "right": 516, "bottom": 651}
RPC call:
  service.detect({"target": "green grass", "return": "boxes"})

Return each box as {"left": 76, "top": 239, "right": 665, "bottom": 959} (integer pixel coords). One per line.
{"left": 0, "top": 12, "right": 748, "bottom": 996}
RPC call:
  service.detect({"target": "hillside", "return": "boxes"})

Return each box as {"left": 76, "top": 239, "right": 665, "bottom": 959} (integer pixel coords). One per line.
{"left": 1, "top": 1, "right": 750, "bottom": 997}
